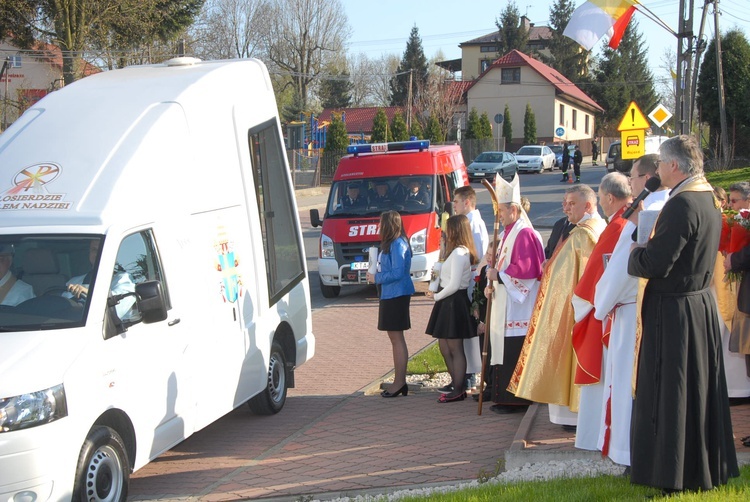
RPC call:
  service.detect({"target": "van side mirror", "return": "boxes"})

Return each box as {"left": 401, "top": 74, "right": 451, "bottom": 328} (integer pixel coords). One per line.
{"left": 135, "top": 280, "right": 168, "bottom": 323}
{"left": 310, "top": 208, "right": 322, "bottom": 228}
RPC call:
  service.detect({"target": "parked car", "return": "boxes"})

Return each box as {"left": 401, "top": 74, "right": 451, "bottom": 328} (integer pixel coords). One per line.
{"left": 550, "top": 144, "right": 576, "bottom": 169}
{"left": 606, "top": 135, "right": 670, "bottom": 173}
{"left": 467, "top": 151, "right": 518, "bottom": 182}
{"left": 515, "top": 145, "right": 556, "bottom": 173}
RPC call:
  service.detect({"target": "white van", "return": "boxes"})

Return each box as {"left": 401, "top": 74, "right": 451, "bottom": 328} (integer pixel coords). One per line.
{"left": 0, "top": 58, "right": 314, "bottom": 501}
{"left": 606, "top": 135, "right": 670, "bottom": 173}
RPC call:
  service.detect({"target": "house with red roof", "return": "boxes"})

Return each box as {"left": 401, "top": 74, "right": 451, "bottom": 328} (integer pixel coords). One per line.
{"left": 316, "top": 106, "right": 406, "bottom": 141}
{"left": 1, "top": 39, "right": 99, "bottom": 129}
{"left": 465, "top": 49, "right": 602, "bottom": 149}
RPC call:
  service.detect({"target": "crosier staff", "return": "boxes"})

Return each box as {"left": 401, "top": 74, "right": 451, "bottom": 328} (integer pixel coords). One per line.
{"left": 478, "top": 177, "right": 501, "bottom": 415}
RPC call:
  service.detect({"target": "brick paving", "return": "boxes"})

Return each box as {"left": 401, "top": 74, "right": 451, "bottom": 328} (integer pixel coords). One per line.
{"left": 127, "top": 188, "right": 750, "bottom": 501}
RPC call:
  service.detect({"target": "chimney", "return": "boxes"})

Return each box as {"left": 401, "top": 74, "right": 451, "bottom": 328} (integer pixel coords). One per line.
{"left": 520, "top": 15, "right": 531, "bottom": 32}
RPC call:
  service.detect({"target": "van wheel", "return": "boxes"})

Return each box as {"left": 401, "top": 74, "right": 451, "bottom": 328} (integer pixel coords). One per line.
{"left": 248, "top": 340, "right": 287, "bottom": 415}
{"left": 319, "top": 279, "right": 340, "bottom": 298}
{"left": 72, "top": 426, "right": 129, "bottom": 502}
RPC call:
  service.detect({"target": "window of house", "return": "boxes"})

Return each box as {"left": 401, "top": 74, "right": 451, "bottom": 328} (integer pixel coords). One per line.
{"left": 501, "top": 68, "right": 520, "bottom": 84}
{"left": 480, "top": 60, "right": 491, "bottom": 73}
{"left": 559, "top": 104, "right": 564, "bottom": 126}
{"left": 572, "top": 110, "right": 578, "bottom": 130}
{"left": 248, "top": 119, "right": 305, "bottom": 305}
{"left": 480, "top": 45, "right": 498, "bottom": 53}
{"left": 10, "top": 56, "right": 21, "bottom": 68}
{"left": 585, "top": 115, "right": 590, "bottom": 134}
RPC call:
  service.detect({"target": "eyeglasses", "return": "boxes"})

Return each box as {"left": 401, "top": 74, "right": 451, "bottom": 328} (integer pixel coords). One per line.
{"left": 730, "top": 198, "right": 743, "bottom": 204}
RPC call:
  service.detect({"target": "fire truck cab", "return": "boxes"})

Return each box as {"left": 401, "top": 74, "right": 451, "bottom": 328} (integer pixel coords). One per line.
{"left": 310, "top": 140, "right": 469, "bottom": 298}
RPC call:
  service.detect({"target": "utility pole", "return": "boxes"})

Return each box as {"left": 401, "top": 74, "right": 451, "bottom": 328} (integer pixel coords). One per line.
{"left": 689, "top": 0, "right": 711, "bottom": 131}
{"left": 714, "top": 0, "right": 730, "bottom": 164}
{"left": 406, "top": 69, "right": 413, "bottom": 133}
{"left": 674, "top": 0, "right": 695, "bottom": 135}
{"left": 1, "top": 57, "right": 9, "bottom": 131}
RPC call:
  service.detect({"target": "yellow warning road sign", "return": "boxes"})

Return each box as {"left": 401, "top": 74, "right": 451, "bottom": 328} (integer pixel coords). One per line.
{"left": 617, "top": 101, "right": 650, "bottom": 131}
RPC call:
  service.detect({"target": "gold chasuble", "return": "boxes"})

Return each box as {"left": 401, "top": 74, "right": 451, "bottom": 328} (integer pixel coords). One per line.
{"left": 508, "top": 216, "right": 605, "bottom": 409}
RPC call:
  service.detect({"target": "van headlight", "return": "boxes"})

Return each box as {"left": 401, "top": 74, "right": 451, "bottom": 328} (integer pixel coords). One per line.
{"left": 320, "top": 233, "right": 335, "bottom": 259}
{"left": 410, "top": 229, "right": 426, "bottom": 255}
{"left": 0, "top": 384, "right": 67, "bottom": 432}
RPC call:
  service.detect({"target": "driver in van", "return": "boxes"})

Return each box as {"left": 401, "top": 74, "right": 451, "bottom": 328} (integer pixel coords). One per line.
{"left": 66, "top": 239, "right": 136, "bottom": 318}
{"left": 405, "top": 179, "right": 430, "bottom": 206}
{"left": 0, "top": 244, "right": 35, "bottom": 306}
{"left": 339, "top": 182, "right": 367, "bottom": 209}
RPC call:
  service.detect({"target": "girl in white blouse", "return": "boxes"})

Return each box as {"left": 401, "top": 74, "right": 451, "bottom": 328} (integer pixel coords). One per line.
{"left": 425, "top": 214, "right": 479, "bottom": 402}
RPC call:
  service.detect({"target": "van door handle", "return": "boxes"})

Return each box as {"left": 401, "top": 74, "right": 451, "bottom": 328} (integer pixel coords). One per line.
{"left": 168, "top": 318, "right": 181, "bottom": 326}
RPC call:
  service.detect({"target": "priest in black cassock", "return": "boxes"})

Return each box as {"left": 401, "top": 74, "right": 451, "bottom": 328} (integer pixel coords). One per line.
{"left": 627, "top": 135, "right": 738, "bottom": 493}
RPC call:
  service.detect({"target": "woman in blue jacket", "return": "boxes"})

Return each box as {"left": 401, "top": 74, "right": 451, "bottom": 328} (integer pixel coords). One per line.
{"left": 367, "top": 210, "right": 415, "bottom": 398}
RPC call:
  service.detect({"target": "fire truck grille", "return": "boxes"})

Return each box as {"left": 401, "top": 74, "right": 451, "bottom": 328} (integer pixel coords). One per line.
{"left": 336, "top": 241, "right": 380, "bottom": 264}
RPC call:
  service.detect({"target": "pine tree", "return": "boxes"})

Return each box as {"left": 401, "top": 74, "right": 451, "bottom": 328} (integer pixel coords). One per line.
{"left": 697, "top": 29, "right": 750, "bottom": 155}
{"left": 588, "top": 20, "right": 657, "bottom": 134}
{"left": 425, "top": 115, "right": 443, "bottom": 143}
{"left": 390, "top": 25, "right": 429, "bottom": 106}
{"left": 371, "top": 109, "right": 391, "bottom": 142}
{"left": 325, "top": 112, "right": 349, "bottom": 151}
{"left": 466, "top": 108, "right": 481, "bottom": 139}
{"left": 523, "top": 103, "right": 537, "bottom": 144}
{"left": 502, "top": 104, "right": 513, "bottom": 148}
{"left": 409, "top": 119, "right": 424, "bottom": 140}
{"left": 544, "top": 0, "right": 589, "bottom": 80}
{"left": 319, "top": 72, "right": 353, "bottom": 109}
{"left": 391, "top": 112, "right": 409, "bottom": 141}
{"left": 496, "top": 1, "right": 528, "bottom": 55}
{"left": 479, "top": 112, "right": 493, "bottom": 139}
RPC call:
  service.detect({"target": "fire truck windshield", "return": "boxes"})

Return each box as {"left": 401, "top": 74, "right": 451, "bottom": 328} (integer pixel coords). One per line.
{"left": 326, "top": 176, "right": 434, "bottom": 217}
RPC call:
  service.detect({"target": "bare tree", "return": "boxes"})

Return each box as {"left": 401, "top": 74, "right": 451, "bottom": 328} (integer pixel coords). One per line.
{"left": 655, "top": 47, "right": 677, "bottom": 116}
{"left": 347, "top": 52, "right": 377, "bottom": 107}
{"left": 413, "top": 55, "right": 462, "bottom": 141}
{"left": 191, "top": 0, "right": 268, "bottom": 60}
{"left": 369, "top": 54, "right": 400, "bottom": 107}
{"left": 263, "top": 0, "right": 350, "bottom": 111}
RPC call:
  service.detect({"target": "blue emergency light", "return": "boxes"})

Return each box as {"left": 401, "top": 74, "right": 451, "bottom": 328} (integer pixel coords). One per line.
{"left": 347, "top": 140, "right": 430, "bottom": 156}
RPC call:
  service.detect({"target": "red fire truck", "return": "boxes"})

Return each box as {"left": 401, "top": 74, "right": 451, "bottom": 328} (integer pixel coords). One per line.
{"left": 310, "top": 140, "right": 469, "bottom": 297}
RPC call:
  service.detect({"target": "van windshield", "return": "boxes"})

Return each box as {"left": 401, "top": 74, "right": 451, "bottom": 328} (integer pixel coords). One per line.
{"left": 0, "top": 235, "right": 103, "bottom": 331}
{"left": 326, "top": 176, "right": 434, "bottom": 217}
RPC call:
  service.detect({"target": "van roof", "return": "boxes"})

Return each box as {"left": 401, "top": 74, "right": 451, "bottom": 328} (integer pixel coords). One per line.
{"left": 333, "top": 145, "right": 463, "bottom": 180}
{"left": 0, "top": 58, "right": 277, "bottom": 230}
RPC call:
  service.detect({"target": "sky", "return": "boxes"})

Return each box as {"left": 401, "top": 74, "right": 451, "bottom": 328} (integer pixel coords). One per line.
{"left": 343, "top": 0, "right": 750, "bottom": 82}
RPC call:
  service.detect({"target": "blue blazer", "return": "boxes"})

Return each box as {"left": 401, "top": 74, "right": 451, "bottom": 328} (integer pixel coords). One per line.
{"left": 376, "top": 237, "right": 415, "bottom": 299}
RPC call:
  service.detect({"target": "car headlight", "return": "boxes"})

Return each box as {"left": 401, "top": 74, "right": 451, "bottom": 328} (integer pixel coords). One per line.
{"left": 0, "top": 384, "right": 67, "bottom": 432}
{"left": 320, "top": 233, "right": 335, "bottom": 259}
{"left": 410, "top": 229, "right": 426, "bottom": 255}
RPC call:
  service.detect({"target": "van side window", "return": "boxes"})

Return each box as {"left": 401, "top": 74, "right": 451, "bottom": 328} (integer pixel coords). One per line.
{"left": 248, "top": 119, "right": 305, "bottom": 304}
{"left": 113, "top": 230, "right": 169, "bottom": 320}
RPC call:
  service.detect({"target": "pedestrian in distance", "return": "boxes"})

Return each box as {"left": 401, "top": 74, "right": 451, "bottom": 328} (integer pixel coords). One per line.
{"left": 366, "top": 210, "right": 415, "bottom": 398}
{"left": 560, "top": 142, "right": 571, "bottom": 182}
{"left": 425, "top": 214, "right": 479, "bottom": 403}
{"left": 573, "top": 145, "right": 583, "bottom": 183}
{"left": 627, "top": 134, "right": 738, "bottom": 493}
{"left": 591, "top": 137, "right": 599, "bottom": 166}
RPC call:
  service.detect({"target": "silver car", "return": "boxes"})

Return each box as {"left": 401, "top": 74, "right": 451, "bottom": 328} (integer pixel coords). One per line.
{"left": 515, "top": 145, "right": 556, "bottom": 173}
{"left": 467, "top": 151, "right": 518, "bottom": 182}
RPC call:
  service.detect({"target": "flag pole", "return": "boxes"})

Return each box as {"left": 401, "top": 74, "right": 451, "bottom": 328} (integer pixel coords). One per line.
{"left": 478, "top": 177, "right": 500, "bottom": 415}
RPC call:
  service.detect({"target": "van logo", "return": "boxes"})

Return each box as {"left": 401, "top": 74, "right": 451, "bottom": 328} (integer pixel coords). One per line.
{"left": 348, "top": 224, "right": 379, "bottom": 237}
{"left": 1, "top": 163, "right": 72, "bottom": 211}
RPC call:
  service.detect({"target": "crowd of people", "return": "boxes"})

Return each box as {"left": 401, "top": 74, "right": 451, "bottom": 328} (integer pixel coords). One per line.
{"left": 367, "top": 134, "right": 745, "bottom": 494}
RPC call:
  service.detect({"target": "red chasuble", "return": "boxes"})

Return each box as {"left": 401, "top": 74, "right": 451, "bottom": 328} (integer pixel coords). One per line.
{"left": 572, "top": 206, "right": 629, "bottom": 385}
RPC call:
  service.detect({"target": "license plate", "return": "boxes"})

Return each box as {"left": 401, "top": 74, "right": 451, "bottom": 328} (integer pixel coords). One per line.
{"left": 350, "top": 261, "right": 369, "bottom": 270}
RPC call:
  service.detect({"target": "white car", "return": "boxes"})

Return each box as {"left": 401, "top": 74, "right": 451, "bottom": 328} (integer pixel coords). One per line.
{"left": 515, "top": 145, "right": 556, "bottom": 173}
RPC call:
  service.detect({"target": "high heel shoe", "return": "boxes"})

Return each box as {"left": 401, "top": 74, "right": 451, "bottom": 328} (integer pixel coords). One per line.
{"left": 381, "top": 384, "right": 408, "bottom": 398}
{"left": 437, "top": 391, "right": 466, "bottom": 403}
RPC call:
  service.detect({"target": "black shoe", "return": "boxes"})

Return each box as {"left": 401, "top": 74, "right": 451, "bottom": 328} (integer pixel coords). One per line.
{"left": 472, "top": 391, "right": 491, "bottom": 402}
{"left": 559, "top": 177, "right": 567, "bottom": 182}
{"left": 489, "top": 404, "right": 527, "bottom": 414}
{"left": 561, "top": 425, "right": 577, "bottom": 432}
{"left": 437, "top": 384, "right": 454, "bottom": 394}
{"left": 437, "top": 391, "right": 466, "bottom": 403}
{"left": 622, "top": 466, "right": 631, "bottom": 477}
{"left": 575, "top": 177, "right": 581, "bottom": 183}
{"left": 381, "top": 383, "right": 408, "bottom": 398}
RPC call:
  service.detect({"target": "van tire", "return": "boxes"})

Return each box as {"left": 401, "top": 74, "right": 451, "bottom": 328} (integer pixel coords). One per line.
{"left": 320, "top": 279, "right": 340, "bottom": 298}
{"left": 248, "top": 340, "right": 288, "bottom": 415}
{"left": 72, "top": 426, "right": 129, "bottom": 502}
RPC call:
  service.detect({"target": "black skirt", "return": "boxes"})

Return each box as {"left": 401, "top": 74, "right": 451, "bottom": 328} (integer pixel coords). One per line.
{"left": 378, "top": 295, "right": 411, "bottom": 331}
{"left": 425, "top": 289, "right": 477, "bottom": 339}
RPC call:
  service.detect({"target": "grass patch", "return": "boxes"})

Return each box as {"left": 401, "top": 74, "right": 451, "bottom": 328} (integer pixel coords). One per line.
{"left": 397, "top": 464, "right": 750, "bottom": 501}
{"left": 706, "top": 166, "right": 750, "bottom": 190}
{"left": 406, "top": 342, "right": 447, "bottom": 376}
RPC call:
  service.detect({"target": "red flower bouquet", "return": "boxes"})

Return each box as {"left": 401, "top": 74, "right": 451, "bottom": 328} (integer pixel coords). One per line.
{"left": 721, "top": 209, "right": 750, "bottom": 283}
